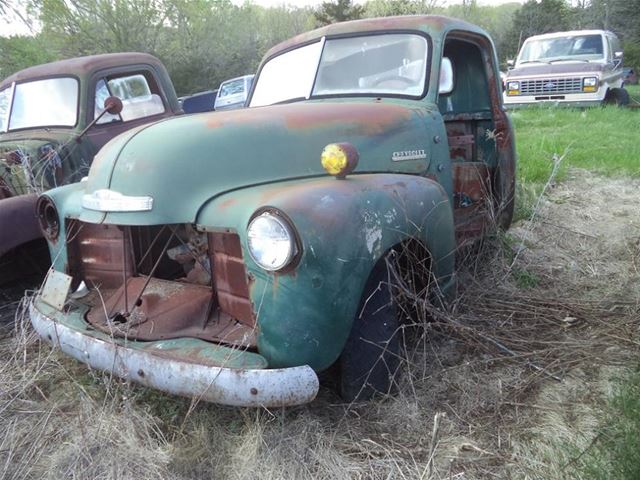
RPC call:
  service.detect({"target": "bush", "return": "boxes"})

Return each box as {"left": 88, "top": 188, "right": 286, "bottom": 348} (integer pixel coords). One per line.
{"left": 623, "top": 41, "right": 640, "bottom": 70}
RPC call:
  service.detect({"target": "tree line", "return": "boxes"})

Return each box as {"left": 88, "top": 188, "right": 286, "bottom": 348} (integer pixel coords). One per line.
{"left": 0, "top": 0, "right": 638, "bottom": 96}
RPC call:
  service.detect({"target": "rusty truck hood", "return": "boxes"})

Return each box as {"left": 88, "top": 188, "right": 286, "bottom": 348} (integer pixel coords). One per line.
{"left": 83, "top": 100, "right": 438, "bottom": 225}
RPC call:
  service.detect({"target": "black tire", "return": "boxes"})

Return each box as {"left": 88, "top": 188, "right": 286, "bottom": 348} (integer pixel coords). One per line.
{"left": 339, "top": 259, "right": 400, "bottom": 402}
{"left": 496, "top": 172, "right": 515, "bottom": 231}
{"left": 604, "top": 88, "right": 630, "bottom": 107}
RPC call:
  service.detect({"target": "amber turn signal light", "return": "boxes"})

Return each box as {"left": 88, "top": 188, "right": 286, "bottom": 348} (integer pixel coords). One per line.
{"left": 320, "top": 143, "right": 359, "bottom": 179}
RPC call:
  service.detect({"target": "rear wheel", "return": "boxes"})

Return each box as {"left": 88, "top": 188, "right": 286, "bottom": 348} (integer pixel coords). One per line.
{"left": 339, "top": 259, "right": 400, "bottom": 402}
{"left": 604, "top": 88, "right": 630, "bottom": 107}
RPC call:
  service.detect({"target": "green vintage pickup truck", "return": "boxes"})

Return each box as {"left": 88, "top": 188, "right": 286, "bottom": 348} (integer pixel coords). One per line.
{"left": 29, "top": 15, "right": 516, "bottom": 407}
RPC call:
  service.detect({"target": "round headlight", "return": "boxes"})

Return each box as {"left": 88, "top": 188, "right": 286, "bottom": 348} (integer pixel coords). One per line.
{"left": 247, "top": 212, "right": 297, "bottom": 271}
{"left": 36, "top": 195, "right": 60, "bottom": 241}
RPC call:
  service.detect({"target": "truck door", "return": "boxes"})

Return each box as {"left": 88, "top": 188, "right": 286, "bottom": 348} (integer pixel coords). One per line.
{"left": 437, "top": 33, "right": 515, "bottom": 245}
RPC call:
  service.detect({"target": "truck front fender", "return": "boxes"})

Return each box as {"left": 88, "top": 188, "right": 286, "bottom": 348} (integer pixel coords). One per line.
{"left": 197, "top": 174, "right": 456, "bottom": 371}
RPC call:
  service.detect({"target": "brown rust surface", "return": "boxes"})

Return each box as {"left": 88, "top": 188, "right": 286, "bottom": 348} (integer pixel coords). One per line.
{"left": 446, "top": 123, "right": 475, "bottom": 162}
{"left": 209, "top": 233, "right": 255, "bottom": 326}
{"left": 453, "top": 162, "right": 490, "bottom": 203}
{"left": 85, "top": 277, "right": 256, "bottom": 347}
{"left": 205, "top": 101, "right": 412, "bottom": 136}
{"left": 69, "top": 223, "right": 257, "bottom": 341}
{"left": 68, "top": 222, "right": 134, "bottom": 290}
{"left": 453, "top": 162, "right": 492, "bottom": 244}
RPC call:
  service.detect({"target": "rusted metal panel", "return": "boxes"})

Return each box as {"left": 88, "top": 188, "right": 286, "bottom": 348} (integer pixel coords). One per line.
{"left": 68, "top": 223, "right": 257, "bottom": 346}
{"left": 209, "top": 230, "right": 243, "bottom": 257}
{"left": 84, "top": 276, "right": 256, "bottom": 347}
{"left": 68, "top": 222, "right": 134, "bottom": 289}
{"left": 213, "top": 253, "right": 250, "bottom": 297}
{"left": 452, "top": 162, "right": 491, "bottom": 243}
{"left": 448, "top": 134, "right": 475, "bottom": 147}
{"left": 453, "top": 163, "right": 490, "bottom": 203}
{"left": 446, "top": 122, "right": 475, "bottom": 162}
{"left": 209, "top": 233, "right": 255, "bottom": 326}
{"left": 203, "top": 101, "right": 412, "bottom": 133}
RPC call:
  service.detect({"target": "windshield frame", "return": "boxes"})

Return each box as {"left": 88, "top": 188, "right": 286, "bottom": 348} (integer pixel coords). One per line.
{"left": 0, "top": 83, "right": 15, "bottom": 134}
{"left": 1, "top": 74, "right": 81, "bottom": 133}
{"left": 516, "top": 33, "right": 606, "bottom": 66}
{"left": 248, "top": 30, "right": 432, "bottom": 107}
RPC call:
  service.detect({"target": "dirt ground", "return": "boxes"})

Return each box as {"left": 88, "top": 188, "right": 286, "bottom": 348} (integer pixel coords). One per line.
{"left": 0, "top": 169, "right": 638, "bottom": 479}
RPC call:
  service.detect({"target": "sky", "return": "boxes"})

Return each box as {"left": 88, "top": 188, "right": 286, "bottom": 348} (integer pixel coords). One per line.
{"left": 0, "top": 0, "right": 523, "bottom": 37}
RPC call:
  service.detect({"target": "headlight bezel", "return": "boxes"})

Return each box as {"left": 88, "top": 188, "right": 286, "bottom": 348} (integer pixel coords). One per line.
{"left": 507, "top": 81, "right": 520, "bottom": 95}
{"left": 246, "top": 208, "right": 301, "bottom": 272}
{"left": 36, "top": 195, "right": 60, "bottom": 242}
{"left": 583, "top": 76, "right": 599, "bottom": 91}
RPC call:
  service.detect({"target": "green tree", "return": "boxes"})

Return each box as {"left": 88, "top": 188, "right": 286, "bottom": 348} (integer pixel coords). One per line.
{"left": 363, "top": 0, "right": 441, "bottom": 17}
{"left": 505, "top": 0, "right": 572, "bottom": 58}
{"left": 0, "top": 35, "right": 55, "bottom": 78}
{"left": 34, "top": 0, "right": 175, "bottom": 56}
{"left": 608, "top": 0, "right": 640, "bottom": 42}
{"left": 314, "top": 0, "right": 364, "bottom": 26}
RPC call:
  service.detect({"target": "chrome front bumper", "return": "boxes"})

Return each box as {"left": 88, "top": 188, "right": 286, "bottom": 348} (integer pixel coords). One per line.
{"left": 29, "top": 299, "right": 319, "bottom": 407}
{"left": 503, "top": 90, "right": 606, "bottom": 108}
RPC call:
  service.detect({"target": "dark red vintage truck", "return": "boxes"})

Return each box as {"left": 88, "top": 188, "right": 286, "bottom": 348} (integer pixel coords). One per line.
{"left": 0, "top": 53, "right": 182, "bottom": 282}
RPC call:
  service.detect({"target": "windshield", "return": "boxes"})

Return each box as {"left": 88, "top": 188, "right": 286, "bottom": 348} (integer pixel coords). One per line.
{"left": 518, "top": 34, "right": 604, "bottom": 64}
{"left": 4, "top": 77, "right": 79, "bottom": 131}
{"left": 220, "top": 78, "right": 246, "bottom": 98}
{"left": 250, "top": 33, "right": 429, "bottom": 107}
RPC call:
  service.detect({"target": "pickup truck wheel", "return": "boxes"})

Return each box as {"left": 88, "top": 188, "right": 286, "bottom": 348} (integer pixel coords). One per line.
{"left": 339, "top": 260, "right": 400, "bottom": 402}
{"left": 604, "top": 88, "right": 630, "bottom": 106}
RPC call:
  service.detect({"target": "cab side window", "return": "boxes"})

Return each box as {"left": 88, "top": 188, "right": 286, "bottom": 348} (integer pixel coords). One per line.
{"left": 95, "top": 72, "right": 165, "bottom": 124}
{"left": 438, "top": 40, "right": 490, "bottom": 115}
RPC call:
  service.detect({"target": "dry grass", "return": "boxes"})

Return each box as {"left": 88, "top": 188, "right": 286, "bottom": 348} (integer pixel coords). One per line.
{"left": 0, "top": 169, "right": 638, "bottom": 479}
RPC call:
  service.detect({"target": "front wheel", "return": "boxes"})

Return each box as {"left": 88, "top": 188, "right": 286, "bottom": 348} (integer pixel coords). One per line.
{"left": 339, "top": 259, "right": 400, "bottom": 402}
{"left": 604, "top": 88, "right": 630, "bottom": 107}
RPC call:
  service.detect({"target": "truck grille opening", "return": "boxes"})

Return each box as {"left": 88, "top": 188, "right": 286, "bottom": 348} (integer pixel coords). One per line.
{"left": 520, "top": 77, "right": 582, "bottom": 95}
{"left": 66, "top": 221, "right": 256, "bottom": 347}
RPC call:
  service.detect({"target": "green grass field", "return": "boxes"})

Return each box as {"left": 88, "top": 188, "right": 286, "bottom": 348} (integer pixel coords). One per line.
{"left": 509, "top": 84, "right": 640, "bottom": 219}
{"left": 578, "top": 368, "right": 640, "bottom": 480}
{"left": 511, "top": 86, "right": 640, "bottom": 480}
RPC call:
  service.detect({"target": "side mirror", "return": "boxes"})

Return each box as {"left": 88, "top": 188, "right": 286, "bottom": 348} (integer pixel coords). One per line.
{"left": 507, "top": 59, "right": 515, "bottom": 68}
{"left": 103, "top": 96, "right": 123, "bottom": 115}
{"left": 76, "top": 95, "right": 123, "bottom": 142}
{"left": 438, "top": 57, "right": 454, "bottom": 95}
{"left": 613, "top": 51, "right": 623, "bottom": 67}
